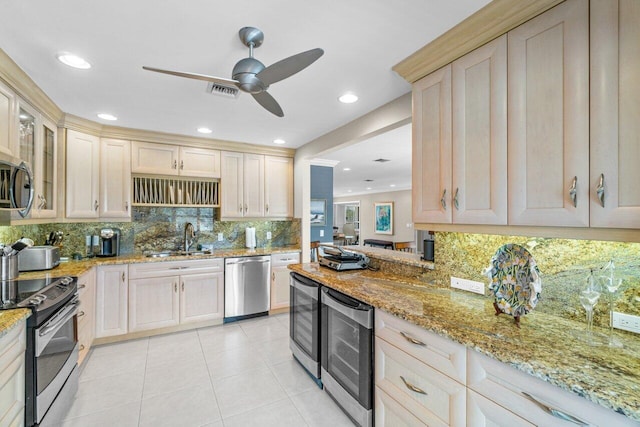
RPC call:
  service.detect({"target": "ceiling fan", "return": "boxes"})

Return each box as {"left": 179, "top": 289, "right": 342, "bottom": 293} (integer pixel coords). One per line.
{"left": 143, "top": 27, "right": 324, "bottom": 117}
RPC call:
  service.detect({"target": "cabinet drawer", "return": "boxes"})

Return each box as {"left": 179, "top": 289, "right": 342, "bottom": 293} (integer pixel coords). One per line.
{"left": 375, "top": 338, "right": 466, "bottom": 427}
{"left": 77, "top": 319, "right": 93, "bottom": 365}
{"left": 467, "top": 389, "right": 533, "bottom": 427}
{"left": 375, "top": 309, "right": 466, "bottom": 383}
{"left": 129, "top": 258, "right": 223, "bottom": 279}
{"left": 375, "top": 386, "right": 428, "bottom": 427}
{"left": 270, "top": 252, "right": 300, "bottom": 266}
{"left": 467, "top": 350, "right": 635, "bottom": 426}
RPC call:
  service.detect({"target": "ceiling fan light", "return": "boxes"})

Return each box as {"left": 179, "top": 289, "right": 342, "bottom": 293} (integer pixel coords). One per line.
{"left": 97, "top": 113, "right": 117, "bottom": 121}
{"left": 197, "top": 127, "right": 213, "bottom": 134}
{"left": 338, "top": 93, "right": 358, "bottom": 104}
{"left": 57, "top": 53, "right": 91, "bottom": 69}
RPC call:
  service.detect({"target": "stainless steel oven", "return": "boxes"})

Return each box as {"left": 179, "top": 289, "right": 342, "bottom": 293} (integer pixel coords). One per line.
{"left": 289, "top": 272, "right": 322, "bottom": 385}
{"left": 0, "top": 275, "right": 79, "bottom": 426}
{"left": 321, "top": 286, "right": 373, "bottom": 427}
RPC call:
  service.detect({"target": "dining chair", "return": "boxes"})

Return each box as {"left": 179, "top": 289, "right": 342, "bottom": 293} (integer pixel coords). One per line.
{"left": 394, "top": 241, "right": 416, "bottom": 253}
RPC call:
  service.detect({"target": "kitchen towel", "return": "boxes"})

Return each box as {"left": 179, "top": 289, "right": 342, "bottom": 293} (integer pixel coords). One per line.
{"left": 245, "top": 227, "right": 256, "bottom": 249}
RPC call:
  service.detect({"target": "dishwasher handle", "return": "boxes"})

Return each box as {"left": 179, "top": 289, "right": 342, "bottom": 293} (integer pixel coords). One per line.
{"left": 226, "top": 257, "right": 270, "bottom": 265}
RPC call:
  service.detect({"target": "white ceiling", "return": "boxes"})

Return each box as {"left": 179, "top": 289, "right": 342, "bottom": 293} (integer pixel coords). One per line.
{"left": 0, "top": 0, "right": 490, "bottom": 150}
{"left": 316, "top": 123, "right": 412, "bottom": 198}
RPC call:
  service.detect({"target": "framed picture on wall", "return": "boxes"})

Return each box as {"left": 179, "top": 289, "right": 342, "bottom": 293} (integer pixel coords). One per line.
{"left": 310, "top": 199, "right": 326, "bottom": 226}
{"left": 374, "top": 202, "right": 393, "bottom": 234}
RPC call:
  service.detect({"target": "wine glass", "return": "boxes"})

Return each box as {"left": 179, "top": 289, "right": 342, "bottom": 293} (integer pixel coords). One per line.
{"left": 579, "top": 269, "right": 602, "bottom": 345}
{"left": 600, "top": 260, "right": 624, "bottom": 348}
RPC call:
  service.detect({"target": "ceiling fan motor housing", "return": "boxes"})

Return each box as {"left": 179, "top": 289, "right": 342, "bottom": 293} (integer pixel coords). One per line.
{"left": 232, "top": 57, "right": 267, "bottom": 93}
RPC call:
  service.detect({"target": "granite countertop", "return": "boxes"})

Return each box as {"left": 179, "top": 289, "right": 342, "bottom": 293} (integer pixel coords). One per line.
{"left": 17, "top": 246, "right": 301, "bottom": 280}
{"left": 289, "top": 263, "right": 640, "bottom": 422}
{"left": 0, "top": 309, "right": 31, "bottom": 339}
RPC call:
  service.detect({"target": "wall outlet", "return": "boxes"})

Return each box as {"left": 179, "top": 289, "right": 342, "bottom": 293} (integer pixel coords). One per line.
{"left": 266, "top": 231, "right": 272, "bottom": 240}
{"left": 450, "top": 276, "right": 485, "bottom": 295}
{"left": 320, "top": 230, "right": 324, "bottom": 237}
{"left": 612, "top": 312, "right": 640, "bottom": 334}
{"left": 217, "top": 233, "right": 223, "bottom": 241}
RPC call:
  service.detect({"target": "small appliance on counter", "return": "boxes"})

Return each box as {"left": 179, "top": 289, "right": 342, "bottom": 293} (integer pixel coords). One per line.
{"left": 318, "top": 246, "right": 369, "bottom": 271}
{"left": 97, "top": 228, "right": 120, "bottom": 257}
{"left": 18, "top": 245, "right": 60, "bottom": 271}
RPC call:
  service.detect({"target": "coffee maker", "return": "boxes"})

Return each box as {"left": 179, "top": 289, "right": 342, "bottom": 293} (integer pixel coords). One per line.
{"left": 97, "top": 228, "right": 120, "bottom": 257}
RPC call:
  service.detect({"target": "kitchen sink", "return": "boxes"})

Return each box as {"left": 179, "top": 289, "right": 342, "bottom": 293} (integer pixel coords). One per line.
{"left": 144, "top": 250, "right": 212, "bottom": 258}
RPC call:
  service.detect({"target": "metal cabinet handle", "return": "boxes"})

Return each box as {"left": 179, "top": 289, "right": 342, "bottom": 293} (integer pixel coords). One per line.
{"left": 239, "top": 204, "right": 243, "bottom": 213}
{"left": 174, "top": 283, "right": 178, "bottom": 292}
{"left": 453, "top": 188, "right": 459, "bottom": 210}
{"left": 596, "top": 173, "right": 605, "bottom": 207}
{"left": 569, "top": 176, "right": 577, "bottom": 208}
{"left": 400, "top": 376, "right": 427, "bottom": 395}
{"left": 440, "top": 189, "right": 447, "bottom": 210}
{"left": 521, "top": 392, "right": 588, "bottom": 426}
{"left": 266, "top": 203, "right": 269, "bottom": 213}
{"left": 272, "top": 271, "right": 275, "bottom": 281}
{"left": 78, "top": 311, "right": 85, "bottom": 317}
{"left": 173, "top": 160, "right": 177, "bottom": 169}
{"left": 125, "top": 201, "right": 129, "bottom": 211}
{"left": 78, "top": 284, "right": 86, "bottom": 290}
{"left": 121, "top": 272, "right": 125, "bottom": 282}
{"left": 244, "top": 204, "right": 248, "bottom": 213}
{"left": 180, "top": 160, "right": 184, "bottom": 170}
{"left": 400, "top": 331, "right": 426, "bottom": 346}
{"left": 94, "top": 200, "right": 99, "bottom": 211}
{"left": 79, "top": 344, "right": 85, "bottom": 351}
{"left": 181, "top": 282, "right": 184, "bottom": 291}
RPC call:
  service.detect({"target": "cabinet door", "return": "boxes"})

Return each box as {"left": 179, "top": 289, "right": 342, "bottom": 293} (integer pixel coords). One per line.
{"left": 0, "top": 80, "right": 16, "bottom": 157}
{"left": 412, "top": 64, "right": 452, "bottom": 223}
{"left": 66, "top": 130, "right": 100, "bottom": 218}
{"left": 179, "top": 146, "right": 221, "bottom": 178}
{"left": 507, "top": 0, "right": 589, "bottom": 227}
{"left": 180, "top": 271, "right": 224, "bottom": 324}
{"left": 100, "top": 138, "right": 131, "bottom": 219}
{"left": 129, "top": 276, "right": 179, "bottom": 332}
{"left": 264, "top": 155, "right": 293, "bottom": 217}
{"left": 131, "top": 141, "right": 179, "bottom": 175}
{"left": 375, "top": 386, "right": 428, "bottom": 427}
{"left": 244, "top": 153, "right": 265, "bottom": 217}
{"left": 32, "top": 117, "right": 57, "bottom": 218}
{"left": 452, "top": 35, "right": 507, "bottom": 225}
{"left": 466, "top": 390, "right": 534, "bottom": 427}
{"left": 590, "top": 0, "right": 640, "bottom": 228}
{"left": 270, "top": 252, "right": 300, "bottom": 311}
{"left": 95, "top": 265, "right": 128, "bottom": 338}
{"left": 220, "top": 151, "right": 244, "bottom": 218}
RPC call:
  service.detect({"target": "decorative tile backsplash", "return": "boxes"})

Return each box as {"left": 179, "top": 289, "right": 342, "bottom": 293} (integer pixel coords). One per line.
{"left": 0, "top": 207, "right": 300, "bottom": 258}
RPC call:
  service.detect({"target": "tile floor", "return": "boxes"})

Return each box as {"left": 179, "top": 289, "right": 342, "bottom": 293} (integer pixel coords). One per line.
{"left": 56, "top": 313, "right": 356, "bottom": 427}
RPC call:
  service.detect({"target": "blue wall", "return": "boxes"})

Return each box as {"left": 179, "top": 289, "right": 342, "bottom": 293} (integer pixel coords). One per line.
{"left": 310, "top": 165, "right": 333, "bottom": 243}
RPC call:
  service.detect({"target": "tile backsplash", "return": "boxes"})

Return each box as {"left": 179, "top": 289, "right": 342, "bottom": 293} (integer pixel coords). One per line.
{"left": 0, "top": 207, "right": 300, "bottom": 258}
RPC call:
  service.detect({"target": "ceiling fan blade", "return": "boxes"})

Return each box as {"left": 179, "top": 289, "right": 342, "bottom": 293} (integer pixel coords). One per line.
{"left": 251, "top": 91, "right": 284, "bottom": 117}
{"left": 142, "top": 66, "right": 239, "bottom": 86}
{"left": 256, "top": 48, "right": 324, "bottom": 85}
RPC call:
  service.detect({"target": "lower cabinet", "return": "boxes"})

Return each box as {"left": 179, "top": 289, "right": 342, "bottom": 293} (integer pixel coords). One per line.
{"left": 77, "top": 268, "right": 97, "bottom": 365}
{"left": 128, "top": 259, "right": 224, "bottom": 333}
{"left": 466, "top": 389, "right": 533, "bottom": 427}
{"left": 375, "top": 386, "right": 428, "bottom": 427}
{"left": 95, "top": 264, "right": 129, "bottom": 338}
{"left": 270, "top": 252, "right": 300, "bottom": 311}
{"left": 0, "top": 319, "right": 26, "bottom": 427}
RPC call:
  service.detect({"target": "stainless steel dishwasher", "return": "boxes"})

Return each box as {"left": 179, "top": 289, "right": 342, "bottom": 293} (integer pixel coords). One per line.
{"left": 224, "top": 255, "right": 271, "bottom": 320}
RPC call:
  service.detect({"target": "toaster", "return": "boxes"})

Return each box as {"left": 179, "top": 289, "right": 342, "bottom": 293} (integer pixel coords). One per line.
{"left": 18, "top": 246, "right": 60, "bottom": 271}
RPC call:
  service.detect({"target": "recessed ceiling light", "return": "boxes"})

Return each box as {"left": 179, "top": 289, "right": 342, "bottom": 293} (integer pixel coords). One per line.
{"left": 197, "top": 127, "right": 213, "bottom": 134}
{"left": 366, "top": 187, "right": 372, "bottom": 190}
{"left": 390, "top": 184, "right": 396, "bottom": 187}
{"left": 343, "top": 167, "right": 351, "bottom": 171}
{"left": 57, "top": 53, "right": 91, "bottom": 69}
{"left": 273, "top": 139, "right": 286, "bottom": 145}
{"left": 347, "top": 190, "right": 352, "bottom": 193}
{"left": 97, "top": 113, "right": 117, "bottom": 121}
{"left": 338, "top": 93, "right": 358, "bottom": 104}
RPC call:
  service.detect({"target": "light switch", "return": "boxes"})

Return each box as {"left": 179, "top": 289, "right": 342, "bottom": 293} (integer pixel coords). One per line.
{"left": 320, "top": 230, "right": 324, "bottom": 237}
{"left": 217, "top": 233, "right": 223, "bottom": 241}
{"left": 266, "top": 231, "right": 272, "bottom": 240}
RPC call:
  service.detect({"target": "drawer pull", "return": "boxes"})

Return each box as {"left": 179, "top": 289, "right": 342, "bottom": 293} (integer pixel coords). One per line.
{"left": 78, "top": 311, "right": 85, "bottom": 317}
{"left": 79, "top": 344, "right": 85, "bottom": 351}
{"left": 521, "top": 392, "right": 588, "bottom": 426}
{"left": 78, "top": 284, "right": 86, "bottom": 289}
{"left": 400, "top": 376, "right": 427, "bottom": 395}
{"left": 400, "top": 331, "right": 426, "bottom": 346}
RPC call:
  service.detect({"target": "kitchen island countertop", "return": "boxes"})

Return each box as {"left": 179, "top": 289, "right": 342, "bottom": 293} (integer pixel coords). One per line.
{"left": 289, "top": 262, "right": 640, "bottom": 422}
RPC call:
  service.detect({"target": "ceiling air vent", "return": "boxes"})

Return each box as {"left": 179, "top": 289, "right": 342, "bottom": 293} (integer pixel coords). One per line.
{"left": 364, "top": 179, "right": 374, "bottom": 182}
{"left": 206, "top": 82, "right": 240, "bottom": 99}
{"left": 373, "top": 158, "right": 390, "bottom": 163}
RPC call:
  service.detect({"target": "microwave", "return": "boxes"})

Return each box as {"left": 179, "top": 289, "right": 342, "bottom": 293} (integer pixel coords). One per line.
{"left": 0, "top": 154, "right": 34, "bottom": 220}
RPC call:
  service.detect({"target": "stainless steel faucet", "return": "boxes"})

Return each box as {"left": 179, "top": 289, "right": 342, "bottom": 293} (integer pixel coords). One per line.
{"left": 184, "top": 222, "right": 196, "bottom": 252}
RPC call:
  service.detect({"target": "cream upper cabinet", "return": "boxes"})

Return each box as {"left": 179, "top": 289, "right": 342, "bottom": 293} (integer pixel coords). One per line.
{"left": 590, "top": 0, "right": 640, "bottom": 228}
{"left": 412, "top": 64, "right": 452, "bottom": 223}
{"left": 452, "top": 35, "right": 507, "bottom": 225}
{"left": 178, "top": 146, "right": 221, "bottom": 178}
{"left": 66, "top": 130, "right": 100, "bottom": 218}
{"left": 221, "top": 151, "right": 265, "bottom": 218}
{"left": 264, "top": 155, "right": 293, "bottom": 218}
{"left": 0, "top": 80, "right": 16, "bottom": 157}
{"left": 100, "top": 138, "right": 131, "bottom": 219}
{"left": 131, "top": 141, "right": 220, "bottom": 178}
{"left": 507, "top": 0, "right": 590, "bottom": 227}
{"left": 33, "top": 117, "right": 58, "bottom": 218}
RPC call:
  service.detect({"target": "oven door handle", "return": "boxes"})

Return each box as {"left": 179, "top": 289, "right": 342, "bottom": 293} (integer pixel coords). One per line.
{"left": 36, "top": 297, "right": 80, "bottom": 356}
